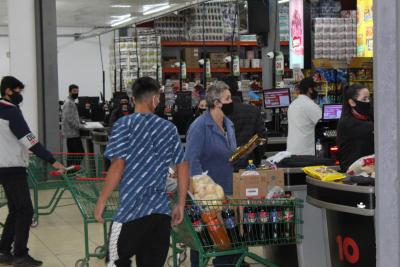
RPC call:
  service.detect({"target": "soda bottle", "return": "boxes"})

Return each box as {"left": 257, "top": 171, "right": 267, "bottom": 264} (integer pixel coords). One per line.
{"left": 243, "top": 199, "right": 258, "bottom": 244}
{"left": 201, "top": 210, "right": 231, "bottom": 250}
{"left": 187, "top": 206, "right": 212, "bottom": 248}
{"left": 283, "top": 206, "right": 295, "bottom": 241}
{"left": 257, "top": 199, "right": 269, "bottom": 244}
{"left": 221, "top": 201, "right": 241, "bottom": 246}
{"left": 316, "top": 139, "right": 323, "bottom": 157}
{"left": 246, "top": 160, "right": 257, "bottom": 171}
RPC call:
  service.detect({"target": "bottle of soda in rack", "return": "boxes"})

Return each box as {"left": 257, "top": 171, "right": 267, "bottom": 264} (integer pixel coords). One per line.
{"left": 243, "top": 199, "right": 258, "bottom": 244}
{"left": 201, "top": 210, "right": 231, "bottom": 251}
{"left": 221, "top": 200, "right": 241, "bottom": 246}
{"left": 283, "top": 206, "right": 295, "bottom": 242}
{"left": 187, "top": 206, "right": 212, "bottom": 248}
{"left": 257, "top": 198, "right": 269, "bottom": 244}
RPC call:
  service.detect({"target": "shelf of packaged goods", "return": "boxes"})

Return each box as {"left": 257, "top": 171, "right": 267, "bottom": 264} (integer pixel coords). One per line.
{"left": 162, "top": 67, "right": 262, "bottom": 74}
{"left": 349, "top": 79, "right": 374, "bottom": 82}
{"left": 161, "top": 40, "right": 290, "bottom": 47}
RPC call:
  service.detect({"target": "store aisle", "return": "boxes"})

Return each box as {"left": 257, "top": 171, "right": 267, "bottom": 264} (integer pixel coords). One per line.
{"left": 0, "top": 189, "right": 266, "bottom": 267}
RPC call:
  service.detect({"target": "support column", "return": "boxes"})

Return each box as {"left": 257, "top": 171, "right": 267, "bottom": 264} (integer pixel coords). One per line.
{"left": 7, "top": 0, "right": 38, "bottom": 135}
{"left": 374, "top": 0, "right": 400, "bottom": 266}
{"left": 35, "top": 0, "right": 60, "bottom": 151}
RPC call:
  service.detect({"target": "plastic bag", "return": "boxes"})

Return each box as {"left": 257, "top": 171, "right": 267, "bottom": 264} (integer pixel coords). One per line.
{"left": 191, "top": 172, "right": 225, "bottom": 203}
{"left": 347, "top": 155, "right": 375, "bottom": 177}
{"left": 303, "top": 166, "right": 346, "bottom": 182}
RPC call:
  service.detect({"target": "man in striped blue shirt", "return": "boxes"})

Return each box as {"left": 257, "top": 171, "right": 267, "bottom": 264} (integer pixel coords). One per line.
{"left": 95, "top": 77, "right": 189, "bottom": 267}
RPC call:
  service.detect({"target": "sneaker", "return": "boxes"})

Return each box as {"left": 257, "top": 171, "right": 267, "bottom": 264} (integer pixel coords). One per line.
{"left": 0, "top": 251, "right": 13, "bottom": 265}
{"left": 12, "top": 255, "right": 42, "bottom": 267}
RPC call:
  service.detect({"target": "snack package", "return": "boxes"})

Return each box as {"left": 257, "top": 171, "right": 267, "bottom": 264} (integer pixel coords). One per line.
{"left": 191, "top": 172, "right": 225, "bottom": 204}
{"left": 303, "top": 166, "right": 346, "bottom": 182}
{"left": 347, "top": 155, "right": 375, "bottom": 176}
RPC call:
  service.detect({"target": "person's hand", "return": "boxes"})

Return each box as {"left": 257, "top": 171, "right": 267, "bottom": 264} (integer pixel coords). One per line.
{"left": 171, "top": 203, "right": 185, "bottom": 226}
{"left": 52, "top": 161, "right": 64, "bottom": 170}
{"left": 94, "top": 200, "right": 106, "bottom": 224}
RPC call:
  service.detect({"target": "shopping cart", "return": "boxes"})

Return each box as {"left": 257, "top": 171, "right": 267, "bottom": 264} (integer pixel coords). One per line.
{"left": 0, "top": 185, "right": 7, "bottom": 228}
{"left": 55, "top": 167, "right": 118, "bottom": 267}
{"left": 27, "top": 153, "right": 105, "bottom": 226}
{"left": 170, "top": 197, "right": 303, "bottom": 267}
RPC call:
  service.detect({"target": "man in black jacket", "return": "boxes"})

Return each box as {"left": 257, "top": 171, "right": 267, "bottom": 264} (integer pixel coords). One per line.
{"left": 0, "top": 76, "right": 64, "bottom": 267}
{"left": 220, "top": 77, "right": 268, "bottom": 168}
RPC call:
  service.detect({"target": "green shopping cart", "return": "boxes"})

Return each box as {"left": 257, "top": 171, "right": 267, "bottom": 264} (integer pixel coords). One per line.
{"left": 54, "top": 167, "right": 118, "bottom": 267}
{"left": 27, "top": 153, "right": 105, "bottom": 226}
{"left": 170, "top": 197, "right": 304, "bottom": 267}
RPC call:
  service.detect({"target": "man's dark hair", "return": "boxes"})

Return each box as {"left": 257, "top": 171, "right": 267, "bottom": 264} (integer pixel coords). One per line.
{"left": 298, "top": 77, "right": 318, "bottom": 95}
{"left": 0, "top": 76, "right": 24, "bottom": 96}
{"left": 69, "top": 84, "right": 79, "bottom": 92}
{"left": 131, "top": 77, "right": 160, "bottom": 102}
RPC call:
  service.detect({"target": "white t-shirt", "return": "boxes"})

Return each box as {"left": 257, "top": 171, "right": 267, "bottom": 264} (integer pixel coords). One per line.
{"left": 287, "top": 95, "right": 322, "bottom": 155}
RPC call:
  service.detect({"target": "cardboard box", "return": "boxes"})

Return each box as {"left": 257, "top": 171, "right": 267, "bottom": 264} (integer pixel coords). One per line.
{"left": 184, "top": 48, "right": 200, "bottom": 68}
{"left": 163, "top": 58, "right": 179, "bottom": 69}
{"left": 210, "top": 52, "right": 229, "bottom": 68}
{"left": 233, "top": 169, "right": 284, "bottom": 199}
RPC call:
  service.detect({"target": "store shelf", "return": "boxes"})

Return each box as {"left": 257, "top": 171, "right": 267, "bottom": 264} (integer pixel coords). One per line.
{"left": 350, "top": 79, "right": 374, "bottom": 82}
{"left": 163, "top": 67, "right": 262, "bottom": 74}
{"left": 161, "top": 41, "right": 258, "bottom": 47}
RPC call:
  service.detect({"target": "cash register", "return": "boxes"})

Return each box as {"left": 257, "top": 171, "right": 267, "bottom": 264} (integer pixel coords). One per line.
{"left": 315, "top": 104, "right": 342, "bottom": 160}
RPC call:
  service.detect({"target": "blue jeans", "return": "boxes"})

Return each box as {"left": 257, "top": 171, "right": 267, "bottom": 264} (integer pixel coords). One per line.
{"left": 190, "top": 249, "right": 241, "bottom": 267}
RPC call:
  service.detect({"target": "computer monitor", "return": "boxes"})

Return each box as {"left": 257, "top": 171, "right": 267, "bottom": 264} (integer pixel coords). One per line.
{"left": 263, "top": 88, "right": 291, "bottom": 109}
{"left": 323, "top": 104, "right": 343, "bottom": 120}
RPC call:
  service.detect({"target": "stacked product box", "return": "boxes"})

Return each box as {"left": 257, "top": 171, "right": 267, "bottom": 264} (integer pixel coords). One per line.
{"left": 313, "top": 18, "right": 356, "bottom": 60}
{"left": 154, "top": 15, "right": 186, "bottom": 41}
{"left": 279, "top": 3, "right": 289, "bottom": 42}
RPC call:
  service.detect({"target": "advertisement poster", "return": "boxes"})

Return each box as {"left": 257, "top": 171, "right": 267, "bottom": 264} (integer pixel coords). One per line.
{"left": 357, "top": 0, "right": 373, "bottom": 57}
{"left": 289, "top": 0, "right": 304, "bottom": 69}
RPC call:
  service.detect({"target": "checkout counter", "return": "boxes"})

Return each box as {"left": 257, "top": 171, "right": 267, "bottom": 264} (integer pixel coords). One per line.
{"left": 306, "top": 177, "right": 375, "bottom": 267}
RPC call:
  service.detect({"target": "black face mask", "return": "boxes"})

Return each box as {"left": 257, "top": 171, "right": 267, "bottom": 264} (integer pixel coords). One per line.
{"left": 198, "top": 108, "right": 207, "bottom": 115}
{"left": 310, "top": 89, "right": 318, "bottom": 100}
{"left": 354, "top": 100, "right": 372, "bottom": 116}
{"left": 221, "top": 102, "right": 234, "bottom": 116}
{"left": 71, "top": 93, "right": 78, "bottom": 100}
{"left": 10, "top": 92, "right": 23, "bottom": 105}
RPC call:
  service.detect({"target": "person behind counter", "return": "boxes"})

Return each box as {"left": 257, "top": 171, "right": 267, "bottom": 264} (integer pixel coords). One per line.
{"left": 109, "top": 96, "right": 134, "bottom": 127}
{"left": 61, "top": 84, "right": 85, "bottom": 165}
{"left": 185, "top": 82, "right": 239, "bottom": 267}
{"left": 337, "top": 84, "right": 374, "bottom": 172}
{"left": 287, "top": 77, "right": 322, "bottom": 155}
{"left": 220, "top": 76, "right": 267, "bottom": 168}
{"left": 95, "top": 77, "right": 189, "bottom": 267}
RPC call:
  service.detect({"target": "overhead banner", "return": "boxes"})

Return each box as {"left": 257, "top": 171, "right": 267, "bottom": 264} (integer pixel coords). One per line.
{"left": 357, "top": 0, "right": 373, "bottom": 57}
{"left": 289, "top": 0, "right": 304, "bottom": 69}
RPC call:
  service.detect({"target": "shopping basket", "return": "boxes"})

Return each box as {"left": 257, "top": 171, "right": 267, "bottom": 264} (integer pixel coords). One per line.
{"left": 170, "top": 197, "right": 304, "bottom": 267}
{"left": 56, "top": 168, "right": 118, "bottom": 267}
{"left": 27, "top": 153, "right": 104, "bottom": 226}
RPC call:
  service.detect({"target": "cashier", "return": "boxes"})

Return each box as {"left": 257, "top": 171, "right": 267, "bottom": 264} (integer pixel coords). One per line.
{"left": 337, "top": 84, "right": 374, "bottom": 171}
{"left": 287, "top": 77, "right": 322, "bottom": 155}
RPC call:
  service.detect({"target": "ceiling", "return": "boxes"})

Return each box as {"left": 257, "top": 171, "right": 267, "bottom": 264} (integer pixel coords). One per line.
{"left": 0, "top": 0, "right": 208, "bottom": 28}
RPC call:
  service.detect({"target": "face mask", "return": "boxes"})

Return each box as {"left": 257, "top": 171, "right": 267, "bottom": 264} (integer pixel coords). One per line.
{"left": 198, "top": 108, "right": 207, "bottom": 114}
{"left": 221, "top": 102, "right": 234, "bottom": 116}
{"left": 310, "top": 89, "right": 318, "bottom": 100}
{"left": 10, "top": 92, "right": 23, "bottom": 105}
{"left": 71, "top": 93, "right": 78, "bottom": 100}
{"left": 354, "top": 100, "right": 372, "bottom": 116}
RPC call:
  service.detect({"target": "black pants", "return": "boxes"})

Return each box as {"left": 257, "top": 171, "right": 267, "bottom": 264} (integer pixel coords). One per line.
{"left": 66, "top": 137, "right": 84, "bottom": 166}
{"left": 108, "top": 214, "right": 171, "bottom": 267}
{"left": 0, "top": 171, "right": 34, "bottom": 257}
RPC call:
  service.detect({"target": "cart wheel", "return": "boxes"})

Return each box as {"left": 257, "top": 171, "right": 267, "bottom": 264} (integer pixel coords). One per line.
{"left": 75, "top": 259, "right": 89, "bottom": 267}
{"left": 31, "top": 219, "right": 38, "bottom": 228}
{"left": 94, "top": 245, "right": 106, "bottom": 259}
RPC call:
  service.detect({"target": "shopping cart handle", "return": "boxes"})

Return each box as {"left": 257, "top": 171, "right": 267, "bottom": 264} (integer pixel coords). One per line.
{"left": 49, "top": 165, "right": 81, "bottom": 177}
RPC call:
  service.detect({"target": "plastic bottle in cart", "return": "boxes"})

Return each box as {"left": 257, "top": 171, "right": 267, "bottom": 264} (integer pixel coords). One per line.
{"left": 187, "top": 206, "right": 212, "bottom": 248}
{"left": 243, "top": 199, "right": 258, "bottom": 244}
{"left": 315, "top": 139, "right": 323, "bottom": 158}
{"left": 283, "top": 206, "right": 295, "bottom": 241}
{"left": 221, "top": 200, "right": 241, "bottom": 246}
{"left": 257, "top": 198, "right": 269, "bottom": 243}
{"left": 246, "top": 160, "right": 257, "bottom": 171}
{"left": 201, "top": 210, "right": 231, "bottom": 250}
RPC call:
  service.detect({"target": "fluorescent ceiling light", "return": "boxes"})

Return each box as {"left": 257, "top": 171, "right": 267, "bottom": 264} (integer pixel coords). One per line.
{"left": 143, "top": 3, "right": 172, "bottom": 16}
{"left": 111, "top": 14, "right": 130, "bottom": 19}
{"left": 278, "top": 0, "right": 290, "bottom": 4}
{"left": 111, "top": 5, "right": 131, "bottom": 8}
{"left": 110, "top": 14, "right": 134, "bottom": 27}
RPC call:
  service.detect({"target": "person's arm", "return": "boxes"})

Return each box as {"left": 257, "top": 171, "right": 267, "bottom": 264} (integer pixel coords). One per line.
{"left": 185, "top": 122, "right": 205, "bottom": 176}
{"left": 94, "top": 159, "right": 124, "bottom": 223}
{"left": 307, "top": 103, "right": 323, "bottom": 125}
{"left": 63, "top": 102, "right": 80, "bottom": 130}
{"left": 8, "top": 108, "right": 63, "bottom": 169}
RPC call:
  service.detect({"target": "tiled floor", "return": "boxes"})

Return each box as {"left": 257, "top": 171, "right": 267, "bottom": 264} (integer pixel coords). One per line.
{"left": 0, "top": 190, "right": 267, "bottom": 267}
